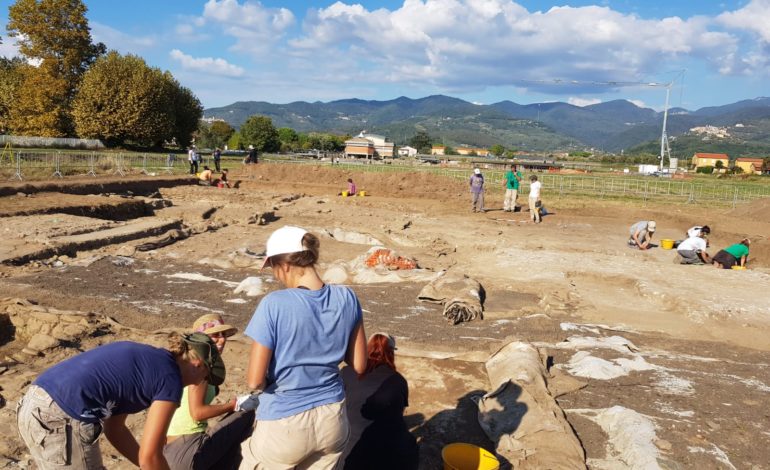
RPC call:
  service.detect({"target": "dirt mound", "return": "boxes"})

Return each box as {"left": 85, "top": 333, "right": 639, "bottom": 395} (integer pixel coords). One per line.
{"left": 233, "top": 163, "right": 468, "bottom": 200}
{"left": 725, "top": 197, "right": 770, "bottom": 223}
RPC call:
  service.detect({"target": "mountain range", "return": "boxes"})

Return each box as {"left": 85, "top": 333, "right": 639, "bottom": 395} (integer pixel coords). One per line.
{"left": 204, "top": 95, "right": 770, "bottom": 153}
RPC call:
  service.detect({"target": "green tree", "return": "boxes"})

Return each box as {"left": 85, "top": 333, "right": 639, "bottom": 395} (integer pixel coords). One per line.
{"left": 240, "top": 115, "right": 280, "bottom": 152}
{"left": 228, "top": 131, "right": 242, "bottom": 150}
{"left": 7, "top": 0, "right": 105, "bottom": 136}
{"left": 278, "top": 127, "right": 298, "bottom": 145}
{"left": 72, "top": 52, "right": 174, "bottom": 147}
{"left": 490, "top": 144, "right": 505, "bottom": 157}
{"left": 409, "top": 130, "right": 432, "bottom": 153}
{"left": 197, "top": 120, "right": 234, "bottom": 149}
{"left": 715, "top": 160, "right": 725, "bottom": 172}
{"left": 0, "top": 57, "right": 26, "bottom": 133}
{"left": 167, "top": 75, "right": 202, "bottom": 149}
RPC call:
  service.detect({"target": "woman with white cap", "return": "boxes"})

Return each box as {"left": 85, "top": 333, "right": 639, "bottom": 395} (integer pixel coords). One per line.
{"left": 341, "top": 333, "right": 418, "bottom": 470}
{"left": 240, "top": 226, "right": 368, "bottom": 470}
{"left": 164, "top": 314, "right": 257, "bottom": 470}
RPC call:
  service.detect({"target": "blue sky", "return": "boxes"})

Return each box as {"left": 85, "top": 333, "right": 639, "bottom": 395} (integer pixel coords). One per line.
{"left": 1, "top": 1, "right": 769, "bottom": 112}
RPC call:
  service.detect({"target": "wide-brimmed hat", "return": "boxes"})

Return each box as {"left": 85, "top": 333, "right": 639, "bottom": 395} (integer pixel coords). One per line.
{"left": 182, "top": 332, "right": 226, "bottom": 386}
{"left": 193, "top": 314, "right": 238, "bottom": 338}
{"left": 648, "top": 221, "right": 656, "bottom": 232}
{"left": 262, "top": 226, "right": 308, "bottom": 268}
{"left": 474, "top": 168, "right": 481, "bottom": 174}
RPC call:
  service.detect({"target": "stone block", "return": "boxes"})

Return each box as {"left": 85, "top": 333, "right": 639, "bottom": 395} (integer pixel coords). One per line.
{"left": 27, "top": 334, "right": 59, "bottom": 352}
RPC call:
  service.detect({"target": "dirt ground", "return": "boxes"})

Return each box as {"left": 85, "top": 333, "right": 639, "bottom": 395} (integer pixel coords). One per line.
{"left": 1, "top": 163, "right": 769, "bottom": 469}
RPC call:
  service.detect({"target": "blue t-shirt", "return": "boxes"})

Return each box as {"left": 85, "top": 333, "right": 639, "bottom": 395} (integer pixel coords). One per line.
{"left": 245, "top": 284, "right": 363, "bottom": 421}
{"left": 34, "top": 342, "right": 183, "bottom": 423}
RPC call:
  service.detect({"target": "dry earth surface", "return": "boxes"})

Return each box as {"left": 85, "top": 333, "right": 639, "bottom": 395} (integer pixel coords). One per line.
{"left": 1, "top": 163, "right": 769, "bottom": 469}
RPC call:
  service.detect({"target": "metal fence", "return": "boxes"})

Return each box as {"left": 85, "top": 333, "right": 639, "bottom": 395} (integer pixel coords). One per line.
{"left": 0, "top": 151, "right": 231, "bottom": 179}
{"left": 276, "top": 158, "right": 770, "bottom": 206}
{"left": 2, "top": 151, "right": 769, "bottom": 206}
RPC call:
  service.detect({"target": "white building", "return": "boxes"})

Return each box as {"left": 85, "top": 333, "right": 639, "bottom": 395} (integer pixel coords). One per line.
{"left": 398, "top": 146, "right": 417, "bottom": 157}
{"left": 344, "top": 131, "right": 395, "bottom": 159}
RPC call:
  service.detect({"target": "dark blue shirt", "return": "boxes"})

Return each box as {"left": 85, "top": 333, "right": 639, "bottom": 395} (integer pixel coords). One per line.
{"left": 35, "top": 342, "right": 183, "bottom": 423}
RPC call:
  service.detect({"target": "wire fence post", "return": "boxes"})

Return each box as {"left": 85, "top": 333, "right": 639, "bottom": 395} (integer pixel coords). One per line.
{"left": 141, "top": 153, "right": 148, "bottom": 175}
{"left": 87, "top": 152, "right": 97, "bottom": 176}
{"left": 166, "top": 153, "right": 175, "bottom": 174}
{"left": 12, "top": 152, "right": 22, "bottom": 180}
{"left": 114, "top": 153, "right": 126, "bottom": 177}
{"left": 52, "top": 152, "right": 63, "bottom": 178}
{"left": 732, "top": 187, "right": 738, "bottom": 209}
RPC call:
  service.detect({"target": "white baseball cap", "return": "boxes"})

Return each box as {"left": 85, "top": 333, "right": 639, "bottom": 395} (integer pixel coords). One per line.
{"left": 647, "top": 221, "right": 656, "bottom": 232}
{"left": 262, "top": 226, "right": 308, "bottom": 268}
{"left": 474, "top": 168, "right": 481, "bottom": 174}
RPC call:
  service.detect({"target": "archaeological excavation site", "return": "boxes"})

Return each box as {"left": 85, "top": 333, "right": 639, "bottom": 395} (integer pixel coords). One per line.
{"left": 1, "top": 163, "right": 769, "bottom": 469}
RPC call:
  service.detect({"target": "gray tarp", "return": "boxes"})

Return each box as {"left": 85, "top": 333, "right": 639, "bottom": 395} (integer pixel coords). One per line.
{"left": 417, "top": 273, "right": 483, "bottom": 325}
{"left": 477, "top": 341, "right": 586, "bottom": 469}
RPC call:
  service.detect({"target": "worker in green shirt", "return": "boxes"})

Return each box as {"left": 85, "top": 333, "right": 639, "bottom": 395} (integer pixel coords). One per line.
{"left": 712, "top": 238, "right": 750, "bottom": 269}
{"left": 503, "top": 164, "right": 522, "bottom": 212}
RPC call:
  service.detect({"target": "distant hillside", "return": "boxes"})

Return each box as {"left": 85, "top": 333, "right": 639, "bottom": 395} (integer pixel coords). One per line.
{"left": 628, "top": 117, "right": 770, "bottom": 158}
{"left": 205, "top": 95, "right": 770, "bottom": 153}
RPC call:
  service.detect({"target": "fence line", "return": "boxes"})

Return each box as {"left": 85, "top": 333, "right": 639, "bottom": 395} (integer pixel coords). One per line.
{"left": 1, "top": 151, "right": 769, "bottom": 205}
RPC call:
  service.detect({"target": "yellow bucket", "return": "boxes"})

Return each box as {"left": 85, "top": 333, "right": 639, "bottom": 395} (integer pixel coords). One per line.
{"left": 359, "top": 190, "right": 366, "bottom": 197}
{"left": 442, "top": 443, "right": 499, "bottom": 470}
{"left": 731, "top": 265, "right": 746, "bottom": 270}
{"left": 341, "top": 191, "right": 348, "bottom": 197}
{"left": 661, "top": 239, "right": 675, "bottom": 250}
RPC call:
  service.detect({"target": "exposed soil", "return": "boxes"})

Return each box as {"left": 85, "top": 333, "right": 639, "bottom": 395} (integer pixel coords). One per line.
{"left": 1, "top": 163, "right": 769, "bottom": 469}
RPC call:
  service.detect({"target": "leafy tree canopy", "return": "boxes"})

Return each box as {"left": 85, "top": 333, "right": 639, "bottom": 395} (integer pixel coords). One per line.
{"left": 72, "top": 51, "right": 201, "bottom": 148}
{"left": 490, "top": 144, "right": 505, "bottom": 157}
{"left": 197, "top": 120, "right": 235, "bottom": 149}
{"left": 409, "top": 130, "right": 432, "bottom": 153}
{"left": 239, "top": 115, "right": 280, "bottom": 152}
{"left": 7, "top": 0, "right": 105, "bottom": 136}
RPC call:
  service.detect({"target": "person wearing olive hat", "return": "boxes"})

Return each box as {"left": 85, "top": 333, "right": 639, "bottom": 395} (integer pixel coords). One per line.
{"left": 165, "top": 315, "right": 257, "bottom": 470}
{"left": 17, "top": 333, "right": 220, "bottom": 470}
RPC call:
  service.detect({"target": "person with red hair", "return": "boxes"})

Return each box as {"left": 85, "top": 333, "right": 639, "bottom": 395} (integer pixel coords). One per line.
{"left": 341, "top": 333, "right": 418, "bottom": 470}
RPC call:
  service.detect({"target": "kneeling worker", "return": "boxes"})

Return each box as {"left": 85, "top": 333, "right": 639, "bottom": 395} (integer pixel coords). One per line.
{"left": 628, "top": 220, "right": 656, "bottom": 250}
{"left": 676, "top": 232, "right": 710, "bottom": 265}
{"left": 198, "top": 166, "right": 213, "bottom": 185}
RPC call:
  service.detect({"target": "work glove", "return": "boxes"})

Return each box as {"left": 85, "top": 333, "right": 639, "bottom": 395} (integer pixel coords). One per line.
{"left": 235, "top": 393, "right": 261, "bottom": 412}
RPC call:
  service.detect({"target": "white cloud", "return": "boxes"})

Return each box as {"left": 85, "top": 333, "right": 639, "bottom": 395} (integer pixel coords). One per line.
{"left": 169, "top": 49, "right": 245, "bottom": 77}
{"left": 197, "top": 0, "right": 295, "bottom": 55}
{"left": 568, "top": 97, "right": 602, "bottom": 107}
{"left": 0, "top": 36, "right": 21, "bottom": 59}
{"left": 176, "top": 0, "right": 770, "bottom": 104}
{"left": 629, "top": 99, "right": 647, "bottom": 108}
{"left": 91, "top": 22, "right": 156, "bottom": 53}
{"left": 717, "top": 0, "right": 770, "bottom": 43}
{"left": 283, "top": 0, "right": 747, "bottom": 93}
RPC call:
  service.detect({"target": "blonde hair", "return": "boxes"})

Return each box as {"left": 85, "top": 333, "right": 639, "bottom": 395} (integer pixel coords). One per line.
{"left": 167, "top": 332, "right": 202, "bottom": 362}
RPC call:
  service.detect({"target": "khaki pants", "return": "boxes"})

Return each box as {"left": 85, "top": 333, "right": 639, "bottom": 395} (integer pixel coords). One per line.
{"left": 239, "top": 401, "right": 348, "bottom": 470}
{"left": 503, "top": 188, "right": 518, "bottom": 211}
{"left": 529, "top": 197, "right": 541, "bottom": 223}
{"left": 17, "top": 385, "right": 103, "bottom": 470}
